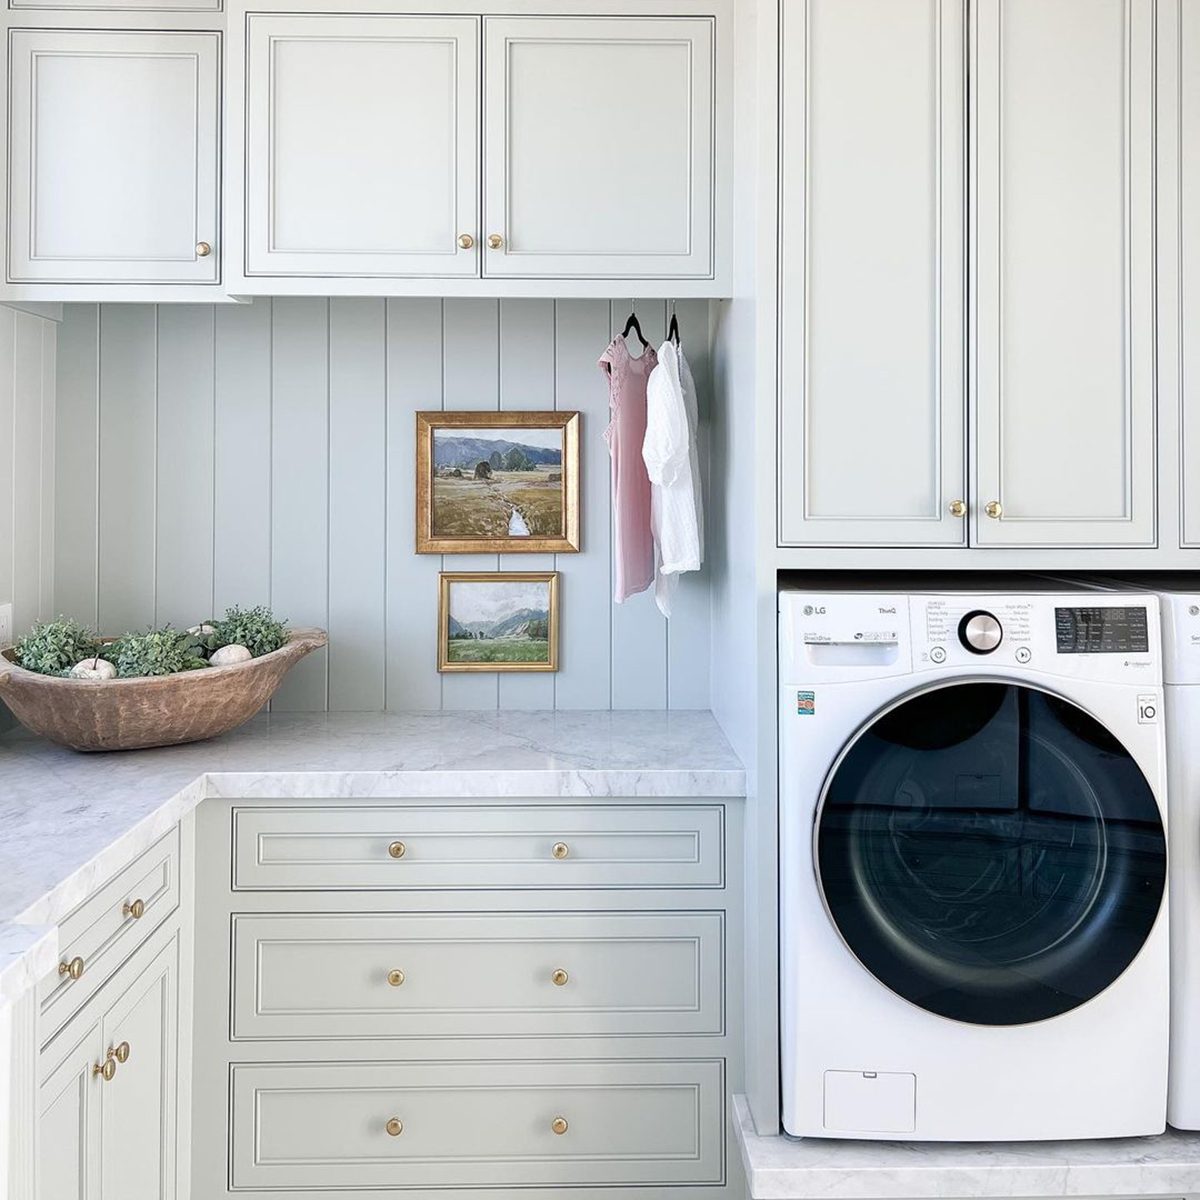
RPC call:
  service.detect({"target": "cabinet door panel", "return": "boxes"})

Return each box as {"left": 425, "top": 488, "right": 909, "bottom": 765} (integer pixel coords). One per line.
{"left": 483, "top": 16, "right": 714, "bottom": 279}
{"left": 38, "top": 1019, "right": 102, "bottom": 1200}
{"left": 1182, "top": 0, "right": 1200, "bottom": 545}
{"left": 245, "top": 15, "right": 479, "bottom": 278}
{"left": 99, "top": 939, "right": 178, "bottom": 1200}
{"left": 778, "top": 0, "right": 967, "bottom": 546}
{"left": 973, "top": 0, "right": 1156, "bottom": 546}
{"left": 7, "top": 31, "right": 219, "bottom": 284}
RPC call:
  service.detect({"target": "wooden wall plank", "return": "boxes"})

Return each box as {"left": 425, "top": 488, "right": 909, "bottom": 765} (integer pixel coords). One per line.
{"left": 385, "top": 299, "right": 444, "bottom": 709}
{"left": 328, "top": 298, "right": 386, "bottom": 711}
{"left": 269, "top": 298, "right": 329, "bottom": 710}
{"left": 0, "top": 310, "right": 14, "bottom": 626}
{"left": 608, "top": 300, "right": 668, "bottom": 709}
{"left": 54, "top": 305, "right": 99, "bottom": 628}
{"left": 39, "top": 319, "right": 56, "bottom": 621}
{"left": 11, "top": 314, "right": 44, "bottom": 636}
{"left": 155, "top": 306, "right": 215, "bottom": 628}
{"left": 213, "top": 300, "right": 272, "bottom": 612}
{"left": 97, "top": 305, "right": 157, "bottom": 635}
{"left": 440, "top": 298, "right": 501, "bottom": 711}
{"left": 498, "top": 299, "right": 557, "bottom": 709}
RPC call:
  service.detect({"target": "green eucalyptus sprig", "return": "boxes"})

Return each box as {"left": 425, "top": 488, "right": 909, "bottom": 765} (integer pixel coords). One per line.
{"left": 14, "top": 618, "right": 100, "bottom": 676}
{"left": 110, "top": 628, "right": 209, "bottom": 678}
{"left": 209, "top": 605, "right": 289, "bottom": 658}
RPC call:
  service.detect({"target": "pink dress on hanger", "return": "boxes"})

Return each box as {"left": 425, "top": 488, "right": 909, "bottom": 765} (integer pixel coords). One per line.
{"left": 599, "top": 335, "right": 657, "bottom": 602}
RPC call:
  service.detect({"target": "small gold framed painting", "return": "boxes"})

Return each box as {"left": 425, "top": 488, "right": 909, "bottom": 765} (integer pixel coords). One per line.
{"left": 437, "top": 572, "right": 560, "bottom": 673}
{"left": 416, "top": 411, "right": 580, "bottom": 554}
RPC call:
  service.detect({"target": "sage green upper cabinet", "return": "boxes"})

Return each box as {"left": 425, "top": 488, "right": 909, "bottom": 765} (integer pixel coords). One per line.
{"left": 778, "top": 0, "right": 967, "bottom": 547}
{"left": 243, "top": 15, "right": 480, "bottom": 279}
{"left": 6, "top": 30, "right": 219, "bottom": 286}
{"left": 972, "top": 0, "right": 1156, "bottom": 547}
{"left": 481, "top": 16, "right": 715, "bottom": 280}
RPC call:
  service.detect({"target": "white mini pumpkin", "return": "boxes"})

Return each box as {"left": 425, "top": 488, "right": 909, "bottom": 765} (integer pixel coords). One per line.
{"left": 70, "top": 657, "right": 117, "bottom": 681}
{"left": 209, "top": 644, "right": 252, "bottom": 667}
{"left": 187, "top": 623, "right": 217, "bottom": 636}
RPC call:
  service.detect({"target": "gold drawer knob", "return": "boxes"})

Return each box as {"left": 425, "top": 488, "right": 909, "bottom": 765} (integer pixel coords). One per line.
{"left": 123, "top": 898, "right": 145, "bottom": 920}
{"left": 948, "top": 499, "right": 966, "bottom": 518}
{"left": 487, "top": 233, "right": 504, "bottom": 250}
{"left": 985, "top": 500, "right": 1003, "bottom": 519}
{"left": 386, "top": 1117, "right": 404, "bottom": 1137}
{"left": 388, "top": 841, "right": 407, "bottom": 859}
{"left": 387, "top": 969, "right": 405, "bottom": 987}
{"left": 551, "top": 842, "right": 569, "bottom": 860}
{"left": 93, "top": 1056, "right": 116, "bottom": 1082}
{"left": 551, "top": 1116, "right": 568, "bottom": 1135}
{"left": 551, "top": 969, "right": 569, "bottom": 986}
{"left": 59, "top": 956, "right": 85, "bottom": 981}
{"left": 114, "top": 1042, "right": 131, "bottom": 1064}
{"left": 457, "top": 233, "right": 475, "bottom": 250}
{"left": 196, "top": 240, "right": 212, "bottom": 257}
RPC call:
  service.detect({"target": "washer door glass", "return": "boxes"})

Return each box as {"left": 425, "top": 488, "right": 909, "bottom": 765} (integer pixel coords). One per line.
{"left": 815, "top": 682, "right": 1165, "bottom": 1025}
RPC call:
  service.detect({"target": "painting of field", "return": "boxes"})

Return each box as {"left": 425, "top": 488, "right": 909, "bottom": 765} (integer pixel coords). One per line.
{"left": 440, "top": 573, "right": 558, "bottom": 672}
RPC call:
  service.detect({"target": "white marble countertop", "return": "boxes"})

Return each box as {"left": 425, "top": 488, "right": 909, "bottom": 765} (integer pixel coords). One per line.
{"left": 733, "top": 1095, "right": 1200, "bottom": 1198}
{"left": 0, "top": 709, "right": 744, "bottom": 1002}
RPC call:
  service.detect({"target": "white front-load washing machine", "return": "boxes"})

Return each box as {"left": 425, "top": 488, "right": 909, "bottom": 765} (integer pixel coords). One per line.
{"left": 780, "top": 583, "right": 1169, "bottom": 1141}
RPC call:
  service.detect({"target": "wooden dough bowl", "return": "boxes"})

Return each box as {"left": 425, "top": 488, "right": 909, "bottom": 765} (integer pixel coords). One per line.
{"left": 0, "top": 629, "right": 327, "bottom": 752}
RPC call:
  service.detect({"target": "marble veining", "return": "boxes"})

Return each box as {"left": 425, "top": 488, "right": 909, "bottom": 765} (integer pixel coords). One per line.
{"left": 0, "top": 710, "right": 744, "bottom": 1001}
{"left": 733, "top": 1095, "right": 1200, "bottom": 1198}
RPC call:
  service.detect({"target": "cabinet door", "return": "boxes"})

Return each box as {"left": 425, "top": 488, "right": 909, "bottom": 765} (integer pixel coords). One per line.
{"left": 98, "top": 940, "right": 178, "bottom": 1200}
{"left": 38, "top": 1019, "right": 102, "bottom": 1200}
{"left": 973, "top": 0, "right": 1156, "bottom": 546}
{"left": 245, "top": 15, "right": 479, "bottom": 278}
{"left": 1181, "top": 0, "right": 1200, "bottom": 546}
{"left": 7, "top": 31, "right": 219, "bottom": 284}
{"left": 777, "top": 0, "right": 967, "bottom": 546}
{"left": 482, "top": 17, "right": 714, "bottom": 279}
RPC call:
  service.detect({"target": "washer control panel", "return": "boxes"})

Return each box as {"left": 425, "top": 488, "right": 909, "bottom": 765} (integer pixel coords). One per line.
{"left": 958, "top": 610, "right": 1003, "bottom": 655}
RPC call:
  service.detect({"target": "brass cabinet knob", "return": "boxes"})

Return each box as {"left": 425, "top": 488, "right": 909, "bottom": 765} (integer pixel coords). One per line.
{"left": 948, "top": 499, "right": 967, "bottom": 518}
{"left": 385, "top": 1117, "right": 404, "bottom": 1137}
{"left": 387, "top": 841, "right": 407, "bottom": 859}
{"left": 196, "top": 241, "right": 212, "bottom": 257}
{"left": 114, "top": 1042, "right": 131, "bottom": 1064}
{"left": 551, "top": 842, "right": 569, "bottom": 860}
{"left": 487, "top": 234, "right": 504, "bottom": 250}
{"left": 457, "top": 233, "right": 475, "bottom": 250}
{"left": 59, "top": 956, "right": 85, "bottom": 981}
{"left": 551, "top": 1116, "right": 568, "bottom": 1135}
{"left": 985, "top": 500, "right": 1003, "bottom": 519}
{"left": 551, "top": 968, "right": 569, "bottom": 986}
{"left": 387, "top": 969, "right": 405, "bottom": 987}
{"left": 123, "top": 898, "right": 145, "bottom": 920}
{"left": 93, "top": 1056, "right": 116, "bottom": 1082}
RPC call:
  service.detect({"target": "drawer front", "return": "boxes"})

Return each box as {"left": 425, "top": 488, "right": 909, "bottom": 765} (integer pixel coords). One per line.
{"left": 231, "top": 804, "right": 724, "bottom": 891}
{"left": 230, "top": 1058, "right": 723, "bottom": 1190}
{"left": 231, "top": 911, "right": 724, "bottom": 1040}
{"left": 39, "top": 828, "right": 180, "bottom": 1038}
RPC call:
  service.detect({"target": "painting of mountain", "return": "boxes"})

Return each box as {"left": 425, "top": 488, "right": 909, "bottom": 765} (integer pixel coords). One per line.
{"left": 433, "top": 434, "right": 562, "bottom": 470}
{"left": 440, "top": 574, "right": 557, "bottom": 671}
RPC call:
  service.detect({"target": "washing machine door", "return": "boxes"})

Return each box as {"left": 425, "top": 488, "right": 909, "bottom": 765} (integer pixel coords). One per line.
{"left": 814, "top": 681, "right": 1165, "bottom": 1025}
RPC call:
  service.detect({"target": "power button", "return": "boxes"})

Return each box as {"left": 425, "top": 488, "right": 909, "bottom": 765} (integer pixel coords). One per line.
{"left": 929, "top": 646, "right": 947, "bottom": 664}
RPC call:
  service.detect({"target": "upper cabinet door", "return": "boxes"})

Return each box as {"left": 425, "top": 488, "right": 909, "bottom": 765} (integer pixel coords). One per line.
{"left": 973, "top": 0, "right": 1156, "bottom": 547}
{"left": 1180, "top": 0, "right": 1200, "bottom": 547}
{"left": 244, "top": 15, "right": 479, "bottom": 279}
{"left": 7, "top": 31, "right": 219, "bottom": 284}
{"left": 482, "top": 16, "right": 714, "bottom": 279}
{"left": 778, "top": 0, "right": 967, "bottom": 546}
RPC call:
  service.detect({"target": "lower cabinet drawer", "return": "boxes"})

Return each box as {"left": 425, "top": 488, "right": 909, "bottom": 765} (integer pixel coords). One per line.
{"left": 230, "top": 1058, "right": 724, "bottom": 1190}
{"left": 231, "top": 911, "right": 724, "bottom": 1040}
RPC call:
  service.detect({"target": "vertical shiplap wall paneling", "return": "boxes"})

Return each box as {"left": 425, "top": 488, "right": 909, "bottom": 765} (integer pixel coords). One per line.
{"left": 39, "top": 322, "right": 56, "bottom": 622}
{"left": 665, "top": 298, "right": 713, "bottom": 708}
{"left": 97, "top": 306, "right": 157, "bottom": 634}
{"left": 270, "top": 298, "right": 330, "bottom": 710}
{"left": 11, "top": 315, "right": 44, "bottom": 634}
{"left": 155, "top": 307, "right": 215, "bottom": 627}
{"left": 608, "top": 300, "right": 668, "bottom": 709}
{"left": 328, "top": 298, "right": 387, "bottom": 711}
{"left": 0, "top": 310, "right": 15, "bottom": 626}
{"left": 385, "top": 299, "right": 444, "bottom": 709}
{"left": 440, "top": 299, "right": 502, "bottom": 711}
{"left": 498, "top": 299, "right": 556, "bottom": 709}
{"left": 552, "top": 300, "right": 613, "bottom": 709}
{"left": 54, "top": 305, "right": 99, "bottom": 627}
{"left": 213, "top": 301, "right": 272, "bottom": 611}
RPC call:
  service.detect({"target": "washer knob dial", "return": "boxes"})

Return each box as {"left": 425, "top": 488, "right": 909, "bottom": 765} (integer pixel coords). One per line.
{"left": 958, "top": 610, "right": 1003, "bottom": 654}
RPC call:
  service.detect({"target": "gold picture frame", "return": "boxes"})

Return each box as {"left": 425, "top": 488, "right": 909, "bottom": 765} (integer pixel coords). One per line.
{"left": 416, "top": 411, "right": 581, "bottom": 554}
{"left": 437, "top": 572, "right": 560, "bottom": 673}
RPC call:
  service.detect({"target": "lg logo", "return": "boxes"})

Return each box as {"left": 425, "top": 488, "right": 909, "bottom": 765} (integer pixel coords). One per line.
{"left": 803, "top": 605, "right": 827, "bottom": 616}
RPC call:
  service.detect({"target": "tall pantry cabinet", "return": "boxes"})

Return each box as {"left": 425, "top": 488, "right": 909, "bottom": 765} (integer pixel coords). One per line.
{"left": 778, "top": 0, "right": 1160, "bottom": 551}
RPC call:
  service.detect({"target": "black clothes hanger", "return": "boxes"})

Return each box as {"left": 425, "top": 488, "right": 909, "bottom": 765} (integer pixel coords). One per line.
{"left": 667, "top": 312, "right": 681, "bottom": 347}
{"left": 622, "top": 310, "right": 650, "bottom": 351}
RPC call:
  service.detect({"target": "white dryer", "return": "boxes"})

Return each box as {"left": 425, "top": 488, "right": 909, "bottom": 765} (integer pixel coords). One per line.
{"left": 780, "top": 584, "right": 1169, "bottom": 1141}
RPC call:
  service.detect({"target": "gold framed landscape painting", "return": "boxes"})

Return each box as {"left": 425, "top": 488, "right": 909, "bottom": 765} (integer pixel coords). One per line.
{"left": 416, "top": 411, "right": 581, "bottom": 553}
{"left": 438, "top": 572, "right": 560, "bottom": 673}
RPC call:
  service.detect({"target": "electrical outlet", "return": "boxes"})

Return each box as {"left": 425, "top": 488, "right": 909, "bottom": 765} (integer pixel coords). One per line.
{"left": 0, "top": 603, "right": 12, "bottom": 647}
